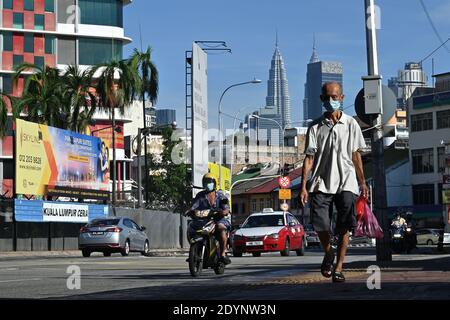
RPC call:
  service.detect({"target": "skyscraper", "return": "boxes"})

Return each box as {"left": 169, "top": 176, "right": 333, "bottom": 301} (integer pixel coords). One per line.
{"left": 266, "top": 38, "right": 291, "bottom": 129}
{"left": 156, "top": 109, "right": 177, "bottom": 126}
{"left": 303, "top": 38, "right": 343, "bottom": 121}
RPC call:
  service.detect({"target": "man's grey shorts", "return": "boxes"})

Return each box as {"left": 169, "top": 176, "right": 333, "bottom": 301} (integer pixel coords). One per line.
{"left": 310, "top": 191, "right": 357, "bottom": 233}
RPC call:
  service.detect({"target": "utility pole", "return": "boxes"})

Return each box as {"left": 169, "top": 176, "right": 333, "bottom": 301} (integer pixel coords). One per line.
{"left": 364, "top": 0, "right": 392, "bottom": 261}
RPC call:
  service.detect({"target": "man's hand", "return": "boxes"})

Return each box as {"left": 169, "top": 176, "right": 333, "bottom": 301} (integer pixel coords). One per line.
{"left": 359, "top": 183, "right": 369, "bottom": 199}
{"left": 300, "top": 188, "right": 309, "bottom": 207}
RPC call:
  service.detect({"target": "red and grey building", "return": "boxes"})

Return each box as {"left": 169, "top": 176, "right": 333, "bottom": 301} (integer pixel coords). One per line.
{"left": 0, "top": 0, "right": 133, "bottom": 198}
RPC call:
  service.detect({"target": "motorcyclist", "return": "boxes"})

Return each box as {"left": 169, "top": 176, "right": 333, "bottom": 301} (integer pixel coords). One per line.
{"left": 391, "top": 212, "right": 407, "bottom": 229}
{"left": 189, "top": 173, "right": 232, "bottom": 265}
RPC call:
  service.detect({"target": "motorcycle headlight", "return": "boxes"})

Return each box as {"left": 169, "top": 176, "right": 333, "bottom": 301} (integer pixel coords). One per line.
{"left": 267, "top": 233, "right": 279, "bottom": 239}
{"left": 406, "top": 228, "right": 412, "bottom": 232}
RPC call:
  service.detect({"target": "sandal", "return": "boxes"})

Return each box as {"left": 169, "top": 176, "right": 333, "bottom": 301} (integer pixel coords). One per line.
{"left": 332, "top": 271, "right": 346, "bottom": 283}
{"left": 320, "top": 251, "right": 335, "bottom": 278}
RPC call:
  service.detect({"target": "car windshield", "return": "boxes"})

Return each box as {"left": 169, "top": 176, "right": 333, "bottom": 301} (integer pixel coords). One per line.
{"left": 242, "top": 215, "right": 284, "bottom": 228}
{"left": 89, "top": 219, "right": 120, "bottom": 227}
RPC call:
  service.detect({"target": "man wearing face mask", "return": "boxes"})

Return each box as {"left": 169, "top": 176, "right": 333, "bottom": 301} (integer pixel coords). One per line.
{"left": 300, "top": 82, "right": 368, "bottom": 283}
{"left": 190, "top": 173, "right": 232, "bottom": 265}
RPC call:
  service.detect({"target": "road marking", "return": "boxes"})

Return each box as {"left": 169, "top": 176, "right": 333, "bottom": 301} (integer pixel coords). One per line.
{"left": 0, "top": 278, "right": 41, "bottom": 283}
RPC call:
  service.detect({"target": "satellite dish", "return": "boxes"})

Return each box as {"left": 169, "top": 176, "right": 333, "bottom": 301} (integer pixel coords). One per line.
{"left": 354, "top": 85, "right": 397, "bottom": 126}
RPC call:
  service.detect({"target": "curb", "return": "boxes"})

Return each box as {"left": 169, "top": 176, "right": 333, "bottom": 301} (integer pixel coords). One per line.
{"left": 0, "top": 248, "right": 189, "bottom": 260}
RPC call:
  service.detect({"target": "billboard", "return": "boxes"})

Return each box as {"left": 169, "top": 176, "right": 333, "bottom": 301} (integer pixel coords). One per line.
{"left": 14, "top": 199, "right": 109, "bottom": 223}
{"left": 208, "top": 162, "right": 231, "bottom": 194}
{"left": 16, "top": 119, "right": 110, "bottom": 200}
{"left": 192, "top": 42, "right": 209, "bottom": 195}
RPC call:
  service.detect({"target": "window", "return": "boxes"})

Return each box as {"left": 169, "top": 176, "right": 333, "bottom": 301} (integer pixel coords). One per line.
{"left": 260, "top": 199, "right": 264, "bottom": 210}
{"left": 412, "top": 148, "right": 434, "bottom": 174}
{"left": 79, "top": 38, "right": 122, "bottom": 65}
{"left": 266, "top": 199, "right": 271, "bottom": 209}
{"left": 411, "top": 113, "right": 433, "bottom": 132}
{"left": 123, "top": 219, "right": 133, "bottom": 228}
{"left": 24, "top": 0, "right": 34, "bottom": 11}
{"left": 232, "top": 203, "right": 239, "bottom": 214}
{"left": 34, "top": 56, "right": 44, "bottom": 68}
{"left": 45, "top": 0, "right": 55, "bottom": 12}
{"left": 45, "top": 35, "right": 55, "bottom": 54}
{"left": 251, "top": 199, "right": 257, "bottom": 212}
{"left": 2, "top": 75, "right": 13, "bottom": 94}
{"left": 79, "top": 0, "right": 123, "bottom": 27}
{"left": 438, "top": 147, "right": 445, "bottom": 173}
{"left": 437, "top": 110, "right": 450, "bottom": 129}
{"left": 413, "top": 184, "right": 435, "bottom": 205}
{"left": 438, "top": 183, "right": 443, "bottom": 205}
{"left": 57, "top": 37, "right": 76, "bottom": 65}
{"left": 2, "top": 32, "right": 13, "bottom": 51}
{"left": 3, "top": 0, "right": 13, "bottom": 9}
{"left": 24, "top": 33, "right": 34, "bottom": 53}
{"left": 13, "top": 55, "right": 24, "bottom": 68}
{"left": 13, "top": 13, "right": 24, "bottom": 29}
{"left": 241, "top": 203, "right": 246, "bottom": 215}
{"left": 35, "top": 14, "right": 45, "bottom": 30}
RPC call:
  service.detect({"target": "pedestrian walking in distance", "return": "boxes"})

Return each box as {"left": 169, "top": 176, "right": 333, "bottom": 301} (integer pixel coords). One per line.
{"left": 300, "top": 81, "right": 368, "bottom": 283}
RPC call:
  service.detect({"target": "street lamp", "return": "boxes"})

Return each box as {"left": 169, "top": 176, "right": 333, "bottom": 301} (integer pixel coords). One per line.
{"left": 230, "top": 106, "right": 252, "bottom": 179}
{"left": 218, "top": 78, "right": 261, "bottom": 188}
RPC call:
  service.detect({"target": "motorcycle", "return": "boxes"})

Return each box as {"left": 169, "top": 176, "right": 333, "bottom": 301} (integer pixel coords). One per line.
{"left": 390, "top": 222, "right": 417, "bottom": 254}
{"left": 185, "top": 209, "right": 226, "bottom": 277}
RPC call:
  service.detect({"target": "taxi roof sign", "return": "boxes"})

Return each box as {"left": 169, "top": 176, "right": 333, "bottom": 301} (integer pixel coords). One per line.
{"left": 262, "top": 208, "right": 274, "bottom": 213}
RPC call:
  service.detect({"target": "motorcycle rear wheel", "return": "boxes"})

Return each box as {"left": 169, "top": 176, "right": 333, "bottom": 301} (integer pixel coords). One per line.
{"left": 189, "top": 242, "right": 203, "bottom": 277}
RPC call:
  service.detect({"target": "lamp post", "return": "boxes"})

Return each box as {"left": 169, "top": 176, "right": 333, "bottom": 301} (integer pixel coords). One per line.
{"left": 230, "top": 106, "right": 251, "bottom": 179}
{"left": 218, "top": 78, "right": 261, "bottom": 189}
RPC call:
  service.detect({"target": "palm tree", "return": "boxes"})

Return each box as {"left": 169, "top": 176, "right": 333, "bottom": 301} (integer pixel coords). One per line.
{"left": 13, "top": 63, "right": 64, "bottom": 128}
{"left": 61, "top": 65, "right": 98, "bottom": 133}
{"left": 129, "top": 47, "right": 159, "bottom": 204}
{"left": 0, "top": 92, "right": 14, "bottom": 138}
{"left": 90, "top": 60, "right": 138, "bottom": 207}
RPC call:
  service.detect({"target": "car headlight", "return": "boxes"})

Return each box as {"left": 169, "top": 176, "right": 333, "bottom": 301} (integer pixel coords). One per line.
{"left": 267, "top": 233, "right": 279, "bottom": 239}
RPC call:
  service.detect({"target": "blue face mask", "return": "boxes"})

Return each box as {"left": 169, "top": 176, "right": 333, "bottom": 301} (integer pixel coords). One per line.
{"left": 206, "top": 182, "right": 215, "bottom": 192}
{"left": 323, "top": 98, "right": 342, "bottom": 112}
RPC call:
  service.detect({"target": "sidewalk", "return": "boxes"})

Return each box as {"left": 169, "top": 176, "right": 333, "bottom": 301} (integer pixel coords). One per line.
{"left": 236, "top": 253, "right": 450, "bottom": 300}
{"left": 0, "top": 248, "right": 189, "bottom": 260}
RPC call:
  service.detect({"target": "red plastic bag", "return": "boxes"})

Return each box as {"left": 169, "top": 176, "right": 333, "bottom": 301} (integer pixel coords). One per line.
{"left": 355, "top": 196, "right": 366, "bottom": 221}
{"left": 354, "top": 199, "right": 384, "bottom": 239}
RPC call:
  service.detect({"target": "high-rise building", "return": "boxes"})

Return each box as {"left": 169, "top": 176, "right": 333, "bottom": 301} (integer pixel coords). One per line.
{"left": 389, "top": 62, "right": 429, "bottom": 109}
{"left": 303, "top": 39, "right": 343, "bottom": 121}
{"left": 156, "top": 109, "right": 176, "bottom": 126}
{"left": 0, "top": 0, "right": 132, "bottom": 198}
{"left": 266, "top": 40, "right": 291, "bottom": 129}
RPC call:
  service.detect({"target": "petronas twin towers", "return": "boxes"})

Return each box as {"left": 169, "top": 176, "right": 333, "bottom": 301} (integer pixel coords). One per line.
{"left": 265, "top": 39, "right": 292, "bottom": 129}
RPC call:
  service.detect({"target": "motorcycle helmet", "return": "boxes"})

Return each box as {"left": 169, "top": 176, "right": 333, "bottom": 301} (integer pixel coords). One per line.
{"left": 202, "top": 173, "right": 217, "bottom": 193}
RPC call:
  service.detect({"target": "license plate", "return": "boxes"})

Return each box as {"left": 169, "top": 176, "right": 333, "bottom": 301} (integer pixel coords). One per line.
{"left": 246, "top": 241, "right": 263, "bottom": 246}
{"left": 91, "top": 232, "right": 104, "bottom": 235}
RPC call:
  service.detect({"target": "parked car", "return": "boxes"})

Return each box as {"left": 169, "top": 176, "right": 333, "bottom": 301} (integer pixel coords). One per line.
{"left": 416, "top": 228, "right": 441, "bottom": 245}
{"left": 232, "top": 208, "right": 306, "bottom": 257}
{"left": 79, "top": 217, "right": 150, "bottom": 257}
{"left": 304, "top": 224, "right": 320, "bottom": 247}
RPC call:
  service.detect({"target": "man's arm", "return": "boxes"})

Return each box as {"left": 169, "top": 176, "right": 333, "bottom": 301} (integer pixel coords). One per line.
{"left": 352, "top": 151, "right": 368, "bottom": 198}
{"left": 300, "top": 155, "right": 314, "bottom": 206}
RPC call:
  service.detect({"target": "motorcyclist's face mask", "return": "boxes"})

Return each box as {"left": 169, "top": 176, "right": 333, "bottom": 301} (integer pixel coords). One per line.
{"left": 206, "top": 182, "right": 215, "bottom": 192}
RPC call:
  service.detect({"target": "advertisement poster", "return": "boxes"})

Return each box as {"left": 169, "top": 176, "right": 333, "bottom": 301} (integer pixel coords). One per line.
{"left": 16, "top": 119, "right": 110, "bottom": 199}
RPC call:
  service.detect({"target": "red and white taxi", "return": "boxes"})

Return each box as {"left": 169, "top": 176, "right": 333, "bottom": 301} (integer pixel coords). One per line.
{"left": 232, "top": 208, "right": 305, "bottom": 257}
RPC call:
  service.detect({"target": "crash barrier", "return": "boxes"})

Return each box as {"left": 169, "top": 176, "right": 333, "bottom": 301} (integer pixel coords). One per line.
{"left": 112, "top": 207, "right": 189, "bottom": 249}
